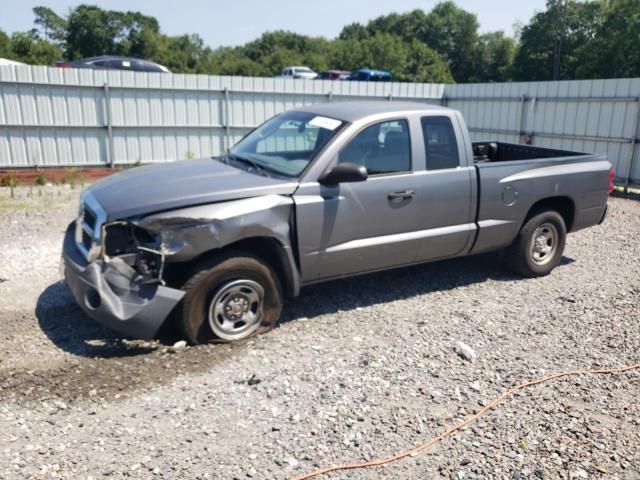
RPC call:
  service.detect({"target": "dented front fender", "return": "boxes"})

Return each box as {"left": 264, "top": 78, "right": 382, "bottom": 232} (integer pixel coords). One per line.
{"left": 135, "top": 194, "right": 295, "bottom": 262}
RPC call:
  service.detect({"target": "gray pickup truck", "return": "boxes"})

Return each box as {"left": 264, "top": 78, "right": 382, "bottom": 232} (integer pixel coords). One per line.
{"left": 62, "top": 102, "right": 613, "bottom": 344}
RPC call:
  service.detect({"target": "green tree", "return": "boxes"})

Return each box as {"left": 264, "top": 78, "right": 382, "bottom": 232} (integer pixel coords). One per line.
{"left": 339, "top": 22, "right": 368, "bottom": 41}
{"left": 330, "top": 34, "right": 406, "bottom": 75}
{"left": 575, "top": 0, "right": 640, "bottom": 79}
{"left": 0, "top": 30, "right": 12, "bottom": 58}
{"left": 403, "top": 40, "right": 454, "bottom": 83}
{"left": 64, "top": 5, "right": 159, "bottom": 59}
{"left": 421, "top": 1, "right": 480, "bottom": 83}
{"left": 512, "top": 0, "right": 603, "bottom": 81}
{"left": 336, "top": 5, "right": 487, "bottom": 83}
{"left": 204, "top": 47, "right": 267, "bottom": 76}
{"left": 161, "top": 34, "right": 210, "bottom": 73}
{"left": 243, "top": 31, "right": 331, "bottom": 75}
{"left": 330, "top": 33, "right": 453, "bottom": 83}
{"left": 473, "top": 32, "right": 517, "bottom": 82}
{"left": 32, "top": 7, "right": 66, "bottom": 43}
{"left": 6, "top": 31, "right": 63, "bottom": 65}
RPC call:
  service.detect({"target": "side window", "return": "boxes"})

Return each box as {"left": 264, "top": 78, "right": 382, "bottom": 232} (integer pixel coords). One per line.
{"left": 108, "top": 59, "right": 132, "bottom": 70}
{"left": 421, "top": 116, "right": 460, "bottom": 170}
{"left": 339, "top": 120, "right": 411, "bottom": 175}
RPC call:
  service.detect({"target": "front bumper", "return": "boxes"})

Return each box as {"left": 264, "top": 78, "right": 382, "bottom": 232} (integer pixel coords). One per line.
{"left": 62, "top": 223, "right": 185, "bottom": 339}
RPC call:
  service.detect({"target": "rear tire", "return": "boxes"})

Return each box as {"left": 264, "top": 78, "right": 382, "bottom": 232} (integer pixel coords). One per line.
{"left": 507, "top": 209, "right": 567, "bottom": 277}
{"left": 179, "top": 253, "right": 283, "bottom": 344}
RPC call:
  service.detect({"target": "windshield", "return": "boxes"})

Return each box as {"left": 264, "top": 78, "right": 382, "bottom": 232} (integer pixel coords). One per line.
{"left": 230, "top": 111, "right": 345, "bottom": 176}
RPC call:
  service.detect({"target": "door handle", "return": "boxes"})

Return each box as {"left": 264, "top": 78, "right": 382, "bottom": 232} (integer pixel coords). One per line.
{"left": 387, "top": 190, "right": 415, "bottom": 200}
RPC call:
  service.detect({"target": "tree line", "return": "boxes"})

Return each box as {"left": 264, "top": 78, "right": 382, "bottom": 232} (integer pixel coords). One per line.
{"left": 1, "top": 1, "right": 639, "bottom": 83}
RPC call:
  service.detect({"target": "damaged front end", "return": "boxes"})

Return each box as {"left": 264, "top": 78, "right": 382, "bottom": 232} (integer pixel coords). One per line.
{"left": 61, "top": 190, "right": 298, "bottom": 340}
{"left": 61, "top": 191, "right": 185, "bottom": 339}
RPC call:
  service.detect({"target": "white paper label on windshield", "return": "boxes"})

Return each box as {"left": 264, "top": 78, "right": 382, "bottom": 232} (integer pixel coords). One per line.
{"left": 309, "top": 116, "right": 342, "bottom": 131}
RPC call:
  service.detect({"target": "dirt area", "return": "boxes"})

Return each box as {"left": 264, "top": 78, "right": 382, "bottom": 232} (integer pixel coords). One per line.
{"left": 0, "top": 185, "right": 638, "bottom": 479}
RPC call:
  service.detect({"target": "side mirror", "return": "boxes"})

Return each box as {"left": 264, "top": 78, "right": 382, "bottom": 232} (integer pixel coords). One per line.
{"left": 318, "top": 162, "right": 368, "bottom": 185}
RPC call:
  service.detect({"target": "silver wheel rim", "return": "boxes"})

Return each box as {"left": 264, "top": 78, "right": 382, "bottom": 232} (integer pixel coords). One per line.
{"left": 208, "top": 279, "right": 264, "bottom": 341}
{"left": 530, "top": 222, "right": 558, "bottom": 265}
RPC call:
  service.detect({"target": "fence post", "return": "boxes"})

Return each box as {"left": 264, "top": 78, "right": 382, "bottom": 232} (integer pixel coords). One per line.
{"left": 623, "top": 96, "right": 640, "bottom": 193}
{"left": 103, "top": 82, "right": 115, "bottom": 169}
{"left": 518, "top": 95, "right": 530, "bottom": 144}
{"left": 223, "top": 87, "right": 231, "bottom": 151}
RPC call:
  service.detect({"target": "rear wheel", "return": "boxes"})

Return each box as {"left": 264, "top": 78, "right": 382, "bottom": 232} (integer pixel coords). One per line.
{"left": 507, "top": 209, "right": 567, "bottom": 277}
{"left": 179, "top": 253, "right": 283, "bottom": 344}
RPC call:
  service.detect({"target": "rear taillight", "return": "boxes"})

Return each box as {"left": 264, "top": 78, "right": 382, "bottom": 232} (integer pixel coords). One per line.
{"left": 608, "top": 168, "right": 615, "bottom": 195}
{"left": 55, "top": 63, "right": 72, "bottom": 68}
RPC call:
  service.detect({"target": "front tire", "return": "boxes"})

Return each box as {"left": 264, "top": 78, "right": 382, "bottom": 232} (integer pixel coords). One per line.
{"left": 507, "top": 209, "right": 567, "bottom": 277}
{"left": 179, "top": 253, "right": 283, "bottom": 344}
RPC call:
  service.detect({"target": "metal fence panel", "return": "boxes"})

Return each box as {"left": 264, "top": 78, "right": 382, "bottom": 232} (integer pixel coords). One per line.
{"left": 0, "top": 66, "right": 638, "bottom": 187}
{"left": 446, "top": 77, "right": 640, "bottom": 187}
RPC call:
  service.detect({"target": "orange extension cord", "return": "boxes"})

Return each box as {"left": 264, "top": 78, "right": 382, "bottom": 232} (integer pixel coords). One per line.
{"left": 292, "top": 363, "right": 640, "bottom": 480}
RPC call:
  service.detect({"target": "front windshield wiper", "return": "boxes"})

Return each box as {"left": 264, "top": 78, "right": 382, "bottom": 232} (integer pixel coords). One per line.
{"left": 226, "top": 153, "right": 269, "bottom": 177}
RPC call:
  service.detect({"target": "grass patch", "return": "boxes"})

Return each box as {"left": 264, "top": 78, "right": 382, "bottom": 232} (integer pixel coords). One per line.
{"left": 34, "top": 167, "right": 47, "bottom": 186}
{"left": 62, "top": 168, "right": 85, "bottom": 189}
{"left": 1, "top": 172, "right": 18, "bottom": 198}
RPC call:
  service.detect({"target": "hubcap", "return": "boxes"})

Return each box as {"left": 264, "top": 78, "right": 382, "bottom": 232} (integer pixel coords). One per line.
{"left": 530, "top": 223, "right": 558, "bottom": 265}
{"left": 208, "top": 279, "right": 264, "bottom": 341}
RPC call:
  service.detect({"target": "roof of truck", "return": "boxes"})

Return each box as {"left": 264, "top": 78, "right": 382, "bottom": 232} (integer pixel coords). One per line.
{"left": 294, "top": 101, "right": 452, "bottom": 123}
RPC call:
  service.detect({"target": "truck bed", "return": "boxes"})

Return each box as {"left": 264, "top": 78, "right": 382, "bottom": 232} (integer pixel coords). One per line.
{"left": 473, "top": 141, "right": 585, "bottom": 163}
{"left": 468, "top": 143, "right": 610, "bottom": 255}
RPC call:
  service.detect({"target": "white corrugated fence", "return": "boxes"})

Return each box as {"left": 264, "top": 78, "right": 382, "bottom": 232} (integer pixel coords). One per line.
{"left": 0, "top": 65, "right": 638, "bottom": 188}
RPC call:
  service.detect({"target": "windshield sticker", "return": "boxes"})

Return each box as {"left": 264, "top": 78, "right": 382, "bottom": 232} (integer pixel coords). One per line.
{"left": 309, "top": 116, "right": 342, "bottom": 131}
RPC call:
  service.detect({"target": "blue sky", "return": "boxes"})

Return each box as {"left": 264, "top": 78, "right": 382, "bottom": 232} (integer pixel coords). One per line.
{"left": 1, "top": 0, "right": 547, "bottom": 48}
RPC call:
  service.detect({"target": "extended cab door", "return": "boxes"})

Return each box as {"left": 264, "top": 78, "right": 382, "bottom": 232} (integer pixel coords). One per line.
{"left": 413, "top": 113, "right": 476, "bottom": 262}
{"left": 294, "top": 118, "right": 424, "bottom": 281}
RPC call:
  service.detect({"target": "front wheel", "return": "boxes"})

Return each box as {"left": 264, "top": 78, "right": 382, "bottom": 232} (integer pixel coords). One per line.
{"left": 507, "top": 209, "right": 567, "bottom": 277}
{"left": 179, "top": 253, "right": 283, "bottom": 344}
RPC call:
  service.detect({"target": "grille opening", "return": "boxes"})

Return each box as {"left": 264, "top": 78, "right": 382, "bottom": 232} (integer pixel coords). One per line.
{"left": 83, "top": 208, "right": 97, "bottom": 230}
{"left": 82, "top": 229, "right": 92, "bottom": 251}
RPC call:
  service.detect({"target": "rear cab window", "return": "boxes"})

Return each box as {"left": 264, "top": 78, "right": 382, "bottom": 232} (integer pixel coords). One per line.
{"left": 421, "top": 116, "right": 460, "bottom": 170}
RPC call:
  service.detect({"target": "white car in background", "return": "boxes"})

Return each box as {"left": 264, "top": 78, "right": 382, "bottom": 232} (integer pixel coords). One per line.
{"left": 277, "top": 66, "right": 318, "bottom": 79}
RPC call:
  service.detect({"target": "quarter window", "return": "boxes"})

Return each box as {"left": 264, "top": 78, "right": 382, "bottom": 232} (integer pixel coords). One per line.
{"left": 421, "top": 116, "right": 460, "bottom": 170}
{"left": 339, "top": 120, "right": 411, "bottom": 175}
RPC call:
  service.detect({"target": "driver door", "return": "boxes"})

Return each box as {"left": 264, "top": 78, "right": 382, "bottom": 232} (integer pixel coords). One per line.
{"left": 294, "top": 119, "right": 423, "bottom": 281}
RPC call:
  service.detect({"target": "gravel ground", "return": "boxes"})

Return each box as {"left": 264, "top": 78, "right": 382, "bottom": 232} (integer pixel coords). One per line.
{"left": 0, "top": 185, "right": 638, "bottom": 480}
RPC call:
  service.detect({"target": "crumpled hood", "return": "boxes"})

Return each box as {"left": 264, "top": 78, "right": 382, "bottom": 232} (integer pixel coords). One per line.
{"left": 87, "top": 158, "right": 299, "bottom": 220}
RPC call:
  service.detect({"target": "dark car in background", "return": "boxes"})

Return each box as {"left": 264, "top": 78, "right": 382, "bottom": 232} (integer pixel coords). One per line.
{"left": 349, "top": 69, "right": 393, "bottom": 82}
{"left": 317, "top": 70, "right": 351, "bottom": 80}
{"left": 54, "top": 56, "right": 171, "bottom": 73}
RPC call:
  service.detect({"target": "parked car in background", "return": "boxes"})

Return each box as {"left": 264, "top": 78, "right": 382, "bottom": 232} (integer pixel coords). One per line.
{"left": 54, "top": 55, "right": 171, "bottom": 73}
{"left": 62, "top": 102, "right": 612, "bottom": 344}
{"left": 349, "top": 69, "right": 393, "bottom": 82}
{"left": 277, "top": 66, "right": 318, "bottom": 79}
{"left": 317, "top": 70, "right": 351, "bottom": 80}
{"left": 0, "top": 58, "right": 28, "bottom": 66}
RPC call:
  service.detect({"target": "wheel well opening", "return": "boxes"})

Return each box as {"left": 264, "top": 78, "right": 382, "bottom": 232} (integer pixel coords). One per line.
{"left": 167, "top": 237, "right": 296, "bottom": 298}
{"left": 526, "top": 196, "right": 575, "bottom": 231}
{"left": 230, "top": 237, "right": 294, "bottom": 296}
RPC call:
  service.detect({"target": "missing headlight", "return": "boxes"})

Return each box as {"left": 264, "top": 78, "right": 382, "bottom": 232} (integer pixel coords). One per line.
{"left": 102, "top": 222, "right": 165, "bottom": 284}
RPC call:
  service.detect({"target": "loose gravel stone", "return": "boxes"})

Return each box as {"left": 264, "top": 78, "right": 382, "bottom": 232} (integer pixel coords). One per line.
{"left": 456, "top": 341, "right": 478, "bottom": 363}
{"left": 0, "top": 186, "right": 639, "bottom": 480}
